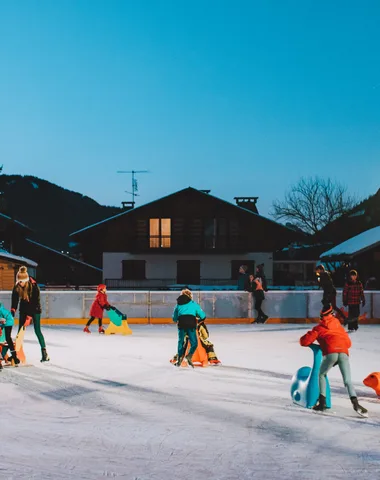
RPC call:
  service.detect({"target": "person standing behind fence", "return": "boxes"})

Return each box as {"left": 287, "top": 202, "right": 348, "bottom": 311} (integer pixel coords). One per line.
{"left": 343, "top": 270, "right": 365, "bottom": 333}
{"left": 247, "top": 273, "right": 269, "bottom": 324}
{"left": 256, "top": 264, "right": 268, "bottom": 292}
{"left": 315, "top": 265, "right": 344, "bottom": 321}
{"left": 237, "top": 265, "right": 249, "bottom": 291}
{"left": 11, "top": 266, "right": 49, "bottom": 362}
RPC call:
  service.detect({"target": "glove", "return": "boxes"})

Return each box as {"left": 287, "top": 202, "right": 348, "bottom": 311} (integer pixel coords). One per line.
{"left": 10, "top": 309, "right": 15, "bottom": 318}
{"left": 362, "top": 301, "right": 366, "bottom": 307}
{"left": 0, "top": 318, "right": 5, "bottom": 325}
{"left": 110, "top": 305, "right": 116, "bottom": 311}
{"left": 105, "top": 305, "right": 111, "bottom": 311}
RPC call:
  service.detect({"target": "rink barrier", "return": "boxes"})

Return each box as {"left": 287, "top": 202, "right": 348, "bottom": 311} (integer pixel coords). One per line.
{"left": 2, "top": 290, "right": 379, "bottom": 324}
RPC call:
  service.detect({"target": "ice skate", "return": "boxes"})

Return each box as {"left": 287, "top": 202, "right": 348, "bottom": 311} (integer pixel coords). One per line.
{"left": 83, "top": 326, "right": 91, "bottom": 333}
{"left": 312, "top": 395, "right": 327, "bottom": 412}
{"left": 9, "top": 351, "right": 20, "bottom": 366}
{"left": 41, "top": 348, "right": 50, "bottom": 362}
{"left": 98, "top": 327, "right": 105, "bottom": 334}
{"left": 186, "top": 354, "right": 194, "bottom": 368}
{"left": 351, "top": 397, "right": 368, "bottom": 418}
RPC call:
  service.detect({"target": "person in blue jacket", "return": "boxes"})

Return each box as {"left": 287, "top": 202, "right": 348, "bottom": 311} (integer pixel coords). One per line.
{"left": 172, "top": 289, "right": 206, "bottom": 367}
{"left": 0, "top": 302, "right": 20, "bottom": 369}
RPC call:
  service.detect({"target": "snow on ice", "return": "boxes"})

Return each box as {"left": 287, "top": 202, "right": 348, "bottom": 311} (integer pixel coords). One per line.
{"left": 1, "top": 324, "right": 380, "bottom": 480}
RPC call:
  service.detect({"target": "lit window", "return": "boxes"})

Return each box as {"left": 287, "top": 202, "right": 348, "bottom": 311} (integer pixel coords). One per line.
{"left": 150, "top": 218, "right": 171, "bottom": 248}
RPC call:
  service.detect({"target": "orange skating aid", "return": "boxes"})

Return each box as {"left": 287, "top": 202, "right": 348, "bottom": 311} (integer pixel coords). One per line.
{"left": 184, "top": 332, "right": 208, "bottom": 367}
{"left": 363, "top": 373, "right": 380, "bottom": 396}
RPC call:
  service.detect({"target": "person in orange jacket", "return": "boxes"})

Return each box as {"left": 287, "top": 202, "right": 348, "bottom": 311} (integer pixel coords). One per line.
{"left": 84, "top": 284, "right": 111, "bottom": 334}
{"left": 299, "top": 306, "right": 368, "bottom": 417}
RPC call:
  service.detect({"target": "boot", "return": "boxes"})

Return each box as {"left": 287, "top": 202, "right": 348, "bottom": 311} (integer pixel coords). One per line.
{"left": 83, "top": 326, "right": 91, "bottom": 333}
{"left": 175, "top": 353, "right": 185, "bottom": 367}
{"left": 98, "top": 326, "right": 105, "bottom": 334}
{"left": 351, "top": 397, "right": 368, "bottom": 417}
{"left": 312, "top": 394, "right": 327, "bottom": 412}
{"left": 186, "top": 354, "right": 194, "bottom": 368}
{"left": 41, "top": 348, "right": 50, "bottom": 363}
{"left": 0, "top": 356, "right": 3, "bottom": 371}
{"left": 9, "top": 351, "right": 20, "bottom": 366}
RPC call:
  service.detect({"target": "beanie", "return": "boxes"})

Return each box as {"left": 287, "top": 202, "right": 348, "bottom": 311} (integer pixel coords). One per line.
{"left": 349, "top": 270, "right": 358, "bottom": 276}
{"left": 320, "top": 306, "right": 333, "bottom": 318}
{"left": 16, "top": 266, "right": 29, "bottom": 284}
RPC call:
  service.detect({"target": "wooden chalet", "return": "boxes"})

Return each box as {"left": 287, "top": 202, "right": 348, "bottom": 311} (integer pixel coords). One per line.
{"left": 71, "top": 187, "right": 301, "bottom": 289}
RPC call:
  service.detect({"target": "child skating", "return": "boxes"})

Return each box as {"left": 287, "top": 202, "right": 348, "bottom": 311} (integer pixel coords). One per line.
{"left": 300, "top": 306, "right": 368, "bottom": 417}
{"left": 172, "top": 289, "right": 206, "bottom": 367}
{"left": 343, "top": 270, "right": 365, "bottom": 332}
{"left": 84, "top": 284, "right": 111, "bottom": 334}
{"left": 0, "top": 302, "right": 20, "bottom": 369}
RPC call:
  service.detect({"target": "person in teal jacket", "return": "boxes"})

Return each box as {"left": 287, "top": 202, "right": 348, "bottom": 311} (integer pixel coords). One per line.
{"left": 172, "top": 289, "right": 206, "bottom": 367}
{"left": 0, "top": 302, "right": 20, "bottom": 369}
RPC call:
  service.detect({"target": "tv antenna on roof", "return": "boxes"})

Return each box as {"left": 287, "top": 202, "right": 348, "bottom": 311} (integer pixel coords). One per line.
{"left": 117, "top": 170, "right": 149, "bottom": 205}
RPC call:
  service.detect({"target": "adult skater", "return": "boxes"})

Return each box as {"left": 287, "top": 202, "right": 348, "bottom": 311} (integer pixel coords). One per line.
{"left": 343, "top": 270, "right": 365, "bottom": 332}
{"left": 172, "top": 289, "right": 206, "bottom": 367}
{"left": 300, "top": 306, "right": 368, "bottom": 417}
{"left": 237, "top": 265, "right": 249, "bottom": 291}
{"left": 0, "top": 301, "right": 20, "bottom": 368}
{"left": 11, "top": 266, "right": 49, "bottom": 362}
{"left": 84, "top": 284, "right": 111, "bottom": 334}
{"left": 247, "top": 273, "right": 268, "bottom": 323}
{"left": 315, "top": 265, "right": 344, "bottom": 321}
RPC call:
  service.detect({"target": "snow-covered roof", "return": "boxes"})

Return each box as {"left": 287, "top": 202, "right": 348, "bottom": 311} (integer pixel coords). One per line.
{"left": 70, "top": 187, "right": 299, "bottom": 236}
{"left": 0, "top": 249, "right": 38, "bottom": 267}
{"left": 26, "top": 239, "right": 102, "bottom": 271}
{"left": 320, "top": 226, "right": 380, "bottom": 259}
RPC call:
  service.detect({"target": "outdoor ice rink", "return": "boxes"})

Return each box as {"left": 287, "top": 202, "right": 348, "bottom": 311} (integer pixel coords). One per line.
{"left": 1, "top": 324, "right": 380, "bottom": 480}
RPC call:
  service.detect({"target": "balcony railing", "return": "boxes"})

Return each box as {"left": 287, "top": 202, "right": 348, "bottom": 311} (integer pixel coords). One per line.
{"left": 106, "top": 278, "right": 236, "bottom": 289}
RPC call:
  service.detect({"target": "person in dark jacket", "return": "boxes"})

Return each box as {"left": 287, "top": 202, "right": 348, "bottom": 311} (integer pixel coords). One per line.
{"left": 343, "top": 270, "right": 365, "bottom": 332}
{"left": 11, "top": 266, "right": 49, "bottom": 362}
{"left": 315, "top": 265, "right": 344, "bottom": 321}
{"left": 172, "top": 289, "right": 206, "bottom": 367}
{"left": 247, "top": 274, "right": 268, "bottom": 323}
{"left": 237, "top": 265, "right": 249, "bottom": 291}
{"left": 256, "top": 264, "right": 268, "bottom": 292}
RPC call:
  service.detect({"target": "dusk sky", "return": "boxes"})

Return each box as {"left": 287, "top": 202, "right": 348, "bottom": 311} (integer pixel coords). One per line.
{"left": 1, "top": 0, "right": 379, "bottom": 217}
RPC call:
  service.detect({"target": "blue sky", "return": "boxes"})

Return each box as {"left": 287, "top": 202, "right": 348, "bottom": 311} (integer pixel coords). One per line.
{"left": 1, "top": 0, "right": 379, "bottom": 217}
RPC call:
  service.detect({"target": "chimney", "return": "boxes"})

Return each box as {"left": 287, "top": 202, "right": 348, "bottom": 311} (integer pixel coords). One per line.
{"left": 121, "top": 201, "right": 135, "bottom": 211}
{"left": 234, "top": 197, "right": 259, "bottom": 214}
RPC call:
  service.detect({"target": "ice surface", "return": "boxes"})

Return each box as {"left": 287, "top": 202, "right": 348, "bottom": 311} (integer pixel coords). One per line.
{"left": 1, "top": 324, "right": 380, "bottom": 480}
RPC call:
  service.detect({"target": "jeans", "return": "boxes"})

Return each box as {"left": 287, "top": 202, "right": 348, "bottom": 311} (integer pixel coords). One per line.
{"left": 18, "top": 313, "right": 46, "bottom": 349}
{"left": 177, "top": 328, "right": 197, "bottom": 358}
{"left": 319, "top": 353, "right": 356, "bottom": 398}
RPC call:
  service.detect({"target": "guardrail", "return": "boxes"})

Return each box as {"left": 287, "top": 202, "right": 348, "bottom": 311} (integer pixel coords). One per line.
{"left": 1, "top": 290, "right": 379, "bottom": 321}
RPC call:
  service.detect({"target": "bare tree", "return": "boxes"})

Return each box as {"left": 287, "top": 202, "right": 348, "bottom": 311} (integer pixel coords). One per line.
{"left": 271, "top": 177, "right": 358, "bottom": 234}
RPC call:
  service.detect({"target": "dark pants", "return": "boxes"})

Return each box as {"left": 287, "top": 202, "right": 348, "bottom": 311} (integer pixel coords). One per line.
{"left": 1, "top": 326, "right": 16, "bottom": 357}
{"left": 322, "top": 293, "right": 345, "bottom": 321}
{"left": 254, "top": 292, "right": 267, "bottom": 321}
{"left": 87, "top": 316, "right": 103, "bottom": 327}
{"left": 178, "top": 328, "right": 197, "bottom": 358}
{"left": 18, "top": 313, "right": 46, "bottom": 349}
{"left": 347, "top": 305, "right": 360, "bottom": 331}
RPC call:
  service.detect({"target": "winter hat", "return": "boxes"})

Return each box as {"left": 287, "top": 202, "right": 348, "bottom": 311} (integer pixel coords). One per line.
{"left": 97, "top": 284, "right": 106, "bottom": 292}
{"left": 349, "top": 270, "right": 358, "bottom": 276}
{"left": 320, "top": 306, "right": 333, "bottom": 318}
{"left": 316, "top": 265, "right": 325, "bottom": 272}
{"left": 16, "top": 266, "right": 29, "bottom": 284}
{"left": 181, "top": 288, "right": 193, "bottom": 299}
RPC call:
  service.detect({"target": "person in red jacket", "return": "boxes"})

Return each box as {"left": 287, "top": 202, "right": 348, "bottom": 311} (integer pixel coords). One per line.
{"left": 84, "top": 284, "right": 110, "bottom": 334}
{"left": 343, "top": 270, "right": 365, "bottom": 332}
{"left": 299, "top": 306, "right": 368, "bottom": 417}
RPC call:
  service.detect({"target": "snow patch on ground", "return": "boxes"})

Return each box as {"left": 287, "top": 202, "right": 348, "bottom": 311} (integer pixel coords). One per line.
{"left": 1, "top": 324, "right": 380, "bottom": 479}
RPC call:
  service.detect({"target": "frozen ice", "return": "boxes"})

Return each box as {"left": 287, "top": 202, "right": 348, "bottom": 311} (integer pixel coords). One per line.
{"left": 1, "top": 324, "right": 380, "bottom": 479}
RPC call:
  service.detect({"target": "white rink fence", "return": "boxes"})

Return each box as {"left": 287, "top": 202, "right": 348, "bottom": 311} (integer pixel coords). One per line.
{"left": 1, "top": 290, "right": 380, "bottom": 322}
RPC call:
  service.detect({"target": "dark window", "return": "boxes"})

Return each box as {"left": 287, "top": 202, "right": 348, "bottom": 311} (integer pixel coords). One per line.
{"left": 231, "top": 260, "right": 255, "bottom": 280}
{"left": 177, "top": 260, "right": 200, "bottom": 285}
{"left": 204, "top": 218, "right": 228, "bottom": 249}
{"left": 122, "top": 260, "right": 146, "bottom": 280}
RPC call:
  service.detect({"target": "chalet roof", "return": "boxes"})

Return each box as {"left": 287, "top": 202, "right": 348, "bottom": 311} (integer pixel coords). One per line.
{"left": 0, "top": 249, "right": 38, "bottom": 267}
{"left": 320, "top": 226, "right": 380, "bottom": 260}
{"left": 70, "top": 187, "right": 298, "bottom": 237}
{"left": 26, "top": 239, "right": 102, "bottom": 271}
{"left": 0, "top": 212, "right": 32, "bottom": 231}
